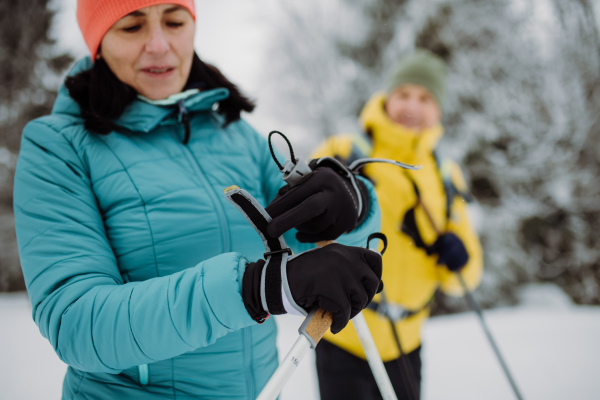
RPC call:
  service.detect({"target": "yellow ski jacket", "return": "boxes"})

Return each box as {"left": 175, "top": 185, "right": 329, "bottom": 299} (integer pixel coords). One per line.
{"left": 311, "top": 93, "right": 483, "bottom": 361}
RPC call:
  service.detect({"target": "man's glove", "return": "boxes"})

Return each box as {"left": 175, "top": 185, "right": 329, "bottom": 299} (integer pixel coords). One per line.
{"left": 265, "top": 160, "right": 369, "bottom": 243}
{"left": 430, "top": 233, "right": 469, "bottom": 272}
{"left": 242, "top": 243, "right": 383, "bottom": 334}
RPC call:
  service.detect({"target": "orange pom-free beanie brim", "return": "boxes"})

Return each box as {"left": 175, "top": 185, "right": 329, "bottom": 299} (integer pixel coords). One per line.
{"left": 77, "top": 0, "right": 196, "bottom": 60}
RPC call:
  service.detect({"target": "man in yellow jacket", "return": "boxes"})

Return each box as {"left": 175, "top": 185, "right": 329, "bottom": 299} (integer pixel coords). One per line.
{"left": 312, "top": 49, "right": 483, "bottom": 399}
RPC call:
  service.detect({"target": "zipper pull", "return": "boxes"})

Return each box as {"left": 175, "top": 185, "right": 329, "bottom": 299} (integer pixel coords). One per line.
{"left": 177, "top": 99, "right": 191, "bottom": 145}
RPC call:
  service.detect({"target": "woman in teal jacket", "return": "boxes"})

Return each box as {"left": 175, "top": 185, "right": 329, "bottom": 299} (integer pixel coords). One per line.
{"left": 13, "top": 2, "right": 382, "bottom": 399}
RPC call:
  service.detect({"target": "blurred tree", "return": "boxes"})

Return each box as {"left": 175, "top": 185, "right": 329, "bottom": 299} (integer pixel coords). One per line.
{"left": 261, "top": 0, "right": 600, "bottom": 309}
{"left": 0, "top": 0, "right": 73, "bottom": 291}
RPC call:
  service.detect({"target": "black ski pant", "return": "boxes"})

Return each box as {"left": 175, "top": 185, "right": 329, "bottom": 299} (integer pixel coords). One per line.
{"left": 316, "top": 339, "right": 422, "bottom": 400}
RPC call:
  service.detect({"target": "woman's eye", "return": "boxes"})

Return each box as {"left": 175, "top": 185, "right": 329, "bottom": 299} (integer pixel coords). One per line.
{"left": 122, "top": 25, "right": 141, "bottom": 33}
{"left": 166, "top": 21, "right": 184, "bottom": 28}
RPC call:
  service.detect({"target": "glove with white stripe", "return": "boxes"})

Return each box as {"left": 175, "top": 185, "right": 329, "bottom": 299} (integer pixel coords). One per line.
{"left": 242, "top": 243, "right": 383, "bottom": 334}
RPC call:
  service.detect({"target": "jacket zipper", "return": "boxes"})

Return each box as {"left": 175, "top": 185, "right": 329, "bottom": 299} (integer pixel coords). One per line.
{"left": 176, "top": 101, "right": 231, "bottom": 252}
{"left": 242, "top": 328, "right": 255, "bottom": 399}
{"left": 178, "top": 100, "right": 192, "bottom": 145}
{"left": 177, "top": 102, "right": 259, "bottom": 398}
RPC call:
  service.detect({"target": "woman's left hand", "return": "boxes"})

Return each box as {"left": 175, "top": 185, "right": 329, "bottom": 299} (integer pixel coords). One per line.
{"left": 265, "top": 166, "right": 368, "bottom": 243}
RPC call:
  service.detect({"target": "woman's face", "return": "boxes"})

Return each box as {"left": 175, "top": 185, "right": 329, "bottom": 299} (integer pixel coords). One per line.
{"left": 99, "top": 4, "right": 195, "bottom": 100}
{"left": 384, "top": 84, "right": 441, "bottom": 132}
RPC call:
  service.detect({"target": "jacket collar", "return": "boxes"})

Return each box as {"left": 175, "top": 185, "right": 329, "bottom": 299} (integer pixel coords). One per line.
{"left": 52, "top": 57, "right": 230, "bottom": 133}
{"left": 359, "top": 92, "right": 443, "bottom": 163}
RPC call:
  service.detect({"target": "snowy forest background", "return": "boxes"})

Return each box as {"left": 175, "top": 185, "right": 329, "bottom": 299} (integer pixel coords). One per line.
{"left": 1, "top": 0, "right": 599, "bottom": 317}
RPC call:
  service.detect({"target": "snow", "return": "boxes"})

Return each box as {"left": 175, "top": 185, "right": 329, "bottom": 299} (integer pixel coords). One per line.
{"left": 2, "top": 288, "right": 599, "bottom": 400}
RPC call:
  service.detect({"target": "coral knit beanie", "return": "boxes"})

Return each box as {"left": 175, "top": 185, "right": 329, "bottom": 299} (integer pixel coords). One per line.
{"left": 77, "top": 0, "right": 196, "bottom": 60}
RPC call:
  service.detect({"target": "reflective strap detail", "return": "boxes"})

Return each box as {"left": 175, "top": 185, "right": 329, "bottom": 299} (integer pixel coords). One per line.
{"left": 314, "top": 156, "right": 364, "bottom": 217}
{"left": 138, "top": 364, "right": 149, "bottom": 385}
{"left": 366, "top": 297, "right": 432, "bottom": 322}
{"left": 225, "top": 187, "right": 289, "bottom": 315}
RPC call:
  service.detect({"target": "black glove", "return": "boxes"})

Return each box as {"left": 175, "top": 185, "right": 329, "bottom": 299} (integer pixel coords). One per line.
{"left": 430, "top": 233, "right": 469, "bottom": 272}
{"left": 242, "top": 243, "right": 383, "bottom": 333}
{"left": 265, "top": 161, "right": 370, "bottom": 243}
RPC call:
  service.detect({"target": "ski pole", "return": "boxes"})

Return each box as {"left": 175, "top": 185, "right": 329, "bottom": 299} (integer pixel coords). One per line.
{"left": 259, "top": 238, "right": 398, "bottom": 400}
{"left": 224, "top": 184, "right": 399, "bottom": 400}
{"left": 257, "top": 239, "right": 334, "bottom": 400}
{"left": 224, "top": 184, "right": 334, "bottom": 400}
{"left": 352, "top": 312, "right": 399, "bottom": 400}
{"left": 379, "top": 290, "right": 420, "bottom": 400}
{"left": 257, "top": 306, "right": 333, "bottom": 400}
{"left": 352, "top": 233, "right": 398, "bottom": 400}
{"left": 417, "top": 195, "right": 525, "bottom": 400}
{"left": 456, "top": 273, "right": 524, "bottom": 400}
{"left": 257, "top": 131, "right": 421, "bottom": 399}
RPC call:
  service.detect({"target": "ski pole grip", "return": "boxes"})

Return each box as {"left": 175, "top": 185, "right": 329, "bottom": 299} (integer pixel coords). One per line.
{"left": 297, "top": 239, "right": 334, "bottom": 348}
{"left": 298, "top": 307, "right": 333, "bottom": 349}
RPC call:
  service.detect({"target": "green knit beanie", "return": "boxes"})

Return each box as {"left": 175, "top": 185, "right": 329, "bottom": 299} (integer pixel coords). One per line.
{"left": 387, "top": 49, "right": 447, "bottom": 111}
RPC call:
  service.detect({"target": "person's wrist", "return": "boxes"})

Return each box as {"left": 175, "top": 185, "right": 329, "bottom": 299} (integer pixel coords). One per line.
{"left": 242, "top": 260, "right": 269, "bottom": 324}
{"left": 354, "top": 177, "right": 370, "bottom": 227}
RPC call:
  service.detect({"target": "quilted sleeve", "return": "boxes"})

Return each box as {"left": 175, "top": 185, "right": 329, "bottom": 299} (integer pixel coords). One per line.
{"left": 14, "top": 120, "right": 255, "bottom": 373}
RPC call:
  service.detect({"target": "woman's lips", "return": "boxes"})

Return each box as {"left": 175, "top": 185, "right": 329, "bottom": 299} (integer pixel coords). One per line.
{"left": 141, "top": 67, "right": 175, "bottom": 79}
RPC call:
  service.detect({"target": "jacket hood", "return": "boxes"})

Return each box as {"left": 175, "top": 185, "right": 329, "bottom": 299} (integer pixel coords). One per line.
{"left": 359, "top": 92, "right": 443, "bottom": 163}
{"left": 52, "top": 57, "right": 230, "bottom": 133}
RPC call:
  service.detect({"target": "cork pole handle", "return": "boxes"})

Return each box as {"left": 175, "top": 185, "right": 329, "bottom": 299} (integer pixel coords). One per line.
{"left": 301, "top": 240, "right": 334, "bottom": 345}
{"left": 256, "top": 241, "right": 336, "bottom": 400}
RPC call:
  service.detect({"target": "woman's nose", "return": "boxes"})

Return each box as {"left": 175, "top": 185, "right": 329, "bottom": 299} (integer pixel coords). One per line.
{"left": 145, "top": 28, "right": 170, "bottom": 54}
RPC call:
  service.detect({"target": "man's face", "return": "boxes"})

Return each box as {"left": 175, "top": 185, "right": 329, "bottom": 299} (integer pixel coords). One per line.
{"left": 384, "top": 84, "right": 441, "bottom": 132}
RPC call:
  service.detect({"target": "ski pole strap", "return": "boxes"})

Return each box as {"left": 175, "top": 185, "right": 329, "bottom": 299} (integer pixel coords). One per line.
{"left": 224, "top": 185, "right": 287, "bottom": 315}
{"left": 224, "top": 185, "right": 306, "bottom": 317}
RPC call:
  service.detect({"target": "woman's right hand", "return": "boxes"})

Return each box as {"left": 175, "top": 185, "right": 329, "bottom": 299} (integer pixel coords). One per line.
{"left": 242, "top": 243, "right": 383, "bottom": 334}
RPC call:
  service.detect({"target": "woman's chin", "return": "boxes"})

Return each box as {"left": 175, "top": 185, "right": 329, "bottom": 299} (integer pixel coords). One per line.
{"left": 137, "top": 83, "right": 186, "bottom": 101}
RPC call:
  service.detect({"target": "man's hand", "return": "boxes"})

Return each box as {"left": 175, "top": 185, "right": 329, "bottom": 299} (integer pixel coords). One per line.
{"left": 430, "top": 233, "right": 469, "bottom": 272}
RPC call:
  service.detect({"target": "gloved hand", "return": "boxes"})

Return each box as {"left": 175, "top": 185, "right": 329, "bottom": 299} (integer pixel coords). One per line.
{"left": 430, "top": 233, "right": 469, "bottom": 272}
{"left": 242, "top": 243, "right": 383, "bottom": 333}
{"left": 265, "top": 160, "right": 369, "bottom": 243}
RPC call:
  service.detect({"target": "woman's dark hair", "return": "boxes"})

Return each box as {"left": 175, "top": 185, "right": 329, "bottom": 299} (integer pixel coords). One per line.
{"left": 65, "top": 53, "right": 255, "bottom": 134}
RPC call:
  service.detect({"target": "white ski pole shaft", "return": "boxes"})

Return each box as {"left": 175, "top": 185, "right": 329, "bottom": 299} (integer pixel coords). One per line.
{"left": 353, "top": 312, "right": 398, "bottom": 400}
{"left": 257, "top": 307, "right": 333, "bottom": 400}
{"left": 257, "top": 240, "right": 334, "bottom": 400}
{"left": 256, "top": 334, "right": 312, "bottom": 400}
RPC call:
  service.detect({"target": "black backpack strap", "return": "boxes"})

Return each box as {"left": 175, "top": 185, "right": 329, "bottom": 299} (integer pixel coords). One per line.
{"left": 433, "top": 149, "right": 473, "bottom": 221}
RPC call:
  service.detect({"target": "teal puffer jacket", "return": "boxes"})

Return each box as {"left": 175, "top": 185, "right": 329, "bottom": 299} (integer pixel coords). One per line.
{"left": 13, "top": 58, "right": 381, "bottom": 400}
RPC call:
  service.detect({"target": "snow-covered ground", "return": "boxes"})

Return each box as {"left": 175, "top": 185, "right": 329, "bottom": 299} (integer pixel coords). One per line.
{"left": 6, "top": 10, "right": 600, "bottom": 398}
{"left": 2, "top": 286, "right": 599, "bottom": 399}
